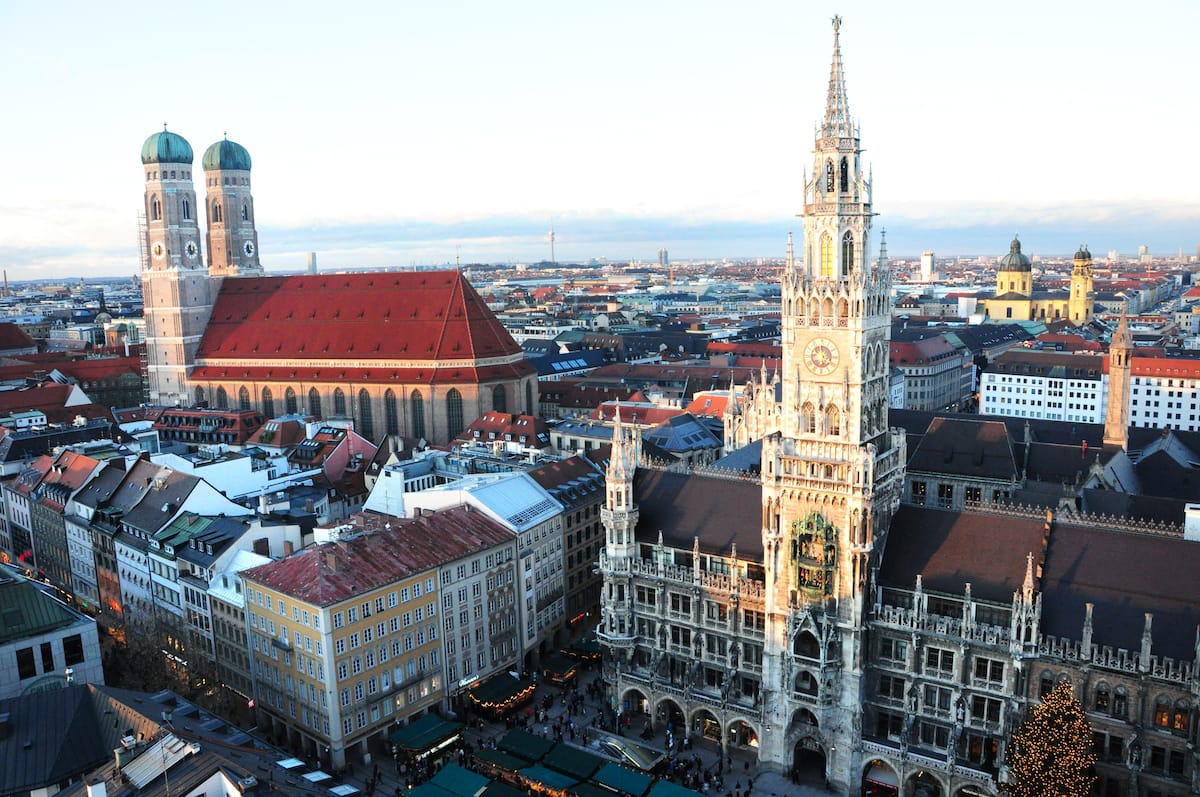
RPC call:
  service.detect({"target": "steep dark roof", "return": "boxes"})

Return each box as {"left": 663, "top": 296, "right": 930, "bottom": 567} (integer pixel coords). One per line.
{"left": 0, "top": 570, "right": 82, "bottom": 643}
{"left": 907, "top": 417, "right": 1018, "bottom": 481}
{"left": 880, "top": 505, "right": 1048, "bottom": 603}
{"left": 0, "top": 685, "right": 109, "bottom": 795}
{"left": 1040, "top": 521, "right": 1200, "bottom": 660}
{"left": 632, "top": 470, "right": 761, "bottom": 559}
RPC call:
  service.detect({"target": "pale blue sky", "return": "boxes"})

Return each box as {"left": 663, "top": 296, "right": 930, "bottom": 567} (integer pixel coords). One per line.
{"left": 0, "top": 0, "right": 1196, "bottom": 278}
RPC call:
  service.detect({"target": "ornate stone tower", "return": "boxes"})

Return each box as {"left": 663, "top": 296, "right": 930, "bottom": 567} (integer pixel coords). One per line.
{"left": 202, "top": 137, "right": 263, "bottom": 279}
{"left": 757, "top": 17, "right": 905, "bottom": 787}
{"left": 141, "top": 127, "right": 213, "bottom": 406}
{"left": 1068, "top": 244, "right": 1095, "bottom": 326}
{"left": 598, "top": 406, "right": 641, "bottom": 659}
{"left": 1104, "top": 310, "right": 1133, "bottom": 449}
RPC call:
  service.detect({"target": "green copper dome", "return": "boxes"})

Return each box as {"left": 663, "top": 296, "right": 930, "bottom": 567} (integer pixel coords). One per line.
{"left": 998, "top": 235, "right": 1031, "bottom": 272}
{"left": 202, "top": 138, "right": 252, "bottom": 172}
{"left": 141, "top": 128, "right": 193, "bottom": 165}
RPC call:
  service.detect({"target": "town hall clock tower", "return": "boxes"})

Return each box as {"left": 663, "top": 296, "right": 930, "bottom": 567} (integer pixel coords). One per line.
{"left": 756, "top": 17, "right": 906, "bottom": 785}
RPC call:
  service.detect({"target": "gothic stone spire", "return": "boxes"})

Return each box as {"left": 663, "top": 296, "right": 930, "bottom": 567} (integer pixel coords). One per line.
{"left": 823, "top": 15, "right": 854, "bottom": 139}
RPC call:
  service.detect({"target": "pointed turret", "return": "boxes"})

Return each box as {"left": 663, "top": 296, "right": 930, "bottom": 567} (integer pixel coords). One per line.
{"left": 877, "top": 228, "right": 888, "bottom": 271}
{"left": 822, "top": 15, "right": 854, "bottom": 139}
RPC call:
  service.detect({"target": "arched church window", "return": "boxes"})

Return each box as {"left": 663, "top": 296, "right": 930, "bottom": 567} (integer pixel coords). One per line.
{"left": 358, "top": 389, "right": 374, "bottom": 440}
{"left": 793, "top": 631, "right": 820, "bottom": 659}
{"left": 384, "top": 389, "right": 399, "bottom": 436}
{"left": 194, "top": 386, "right": 205, "bottom": 406}
{"left": 241, "top": 204, "right": 249, "bottom": 221}
{"left": 261, "top": 387, "right": 275, "bottom": 418}
{"left": 182, "top": 198, "right": 191, "bottom": 220}
{"left": 809, "top": 297, "right": 820, "bottom": 325}
{"left": 285, "top": 387, "right": 298, "bottom": 415}
{"left": 824, "top": 160, "right": 834, "bottom": 192}
{"left": 792, "top": 513, "right": 836, "bottom": 599}
{"left": 446, "top": 388, "right": 464, "bottom": 439}
{"left": 333, "top": 388, "right": 346, "bottom": 416}
{"left": 150, "top": 195, "right": 161, "bottom": 221}
{"left": 238, "top": 386, "right": 251, "bottom": 411}
{"left": 837, "top": 298, "right": 849, "bottom": 326}
{"left": 841, "top": 231, "right": 854, "bottom": 276}
{"left": 308, "top": 388, "right": 322, "bottom": 418}
{"left": 826, "top": 404, "right": 841, "bottom": 436}
{"left": 410, "top": 390, "right": 426, "bottom": 441}
{"left": 492, "top": 385, "right": 507, "bottom": 414}
{"left": 215, "top": 387, "right": 228, "bottom": 409}
{"left": 801, "top": 402, "right": 816, "bottom": 435}
{"left": 820, "top": 233, "right": 833, "bottom": 278}
{"left": 839, "top": 157, "right": 849, "bottom": 192}
{"left": 212, "top": 202, "right": 222, "bottom": 223}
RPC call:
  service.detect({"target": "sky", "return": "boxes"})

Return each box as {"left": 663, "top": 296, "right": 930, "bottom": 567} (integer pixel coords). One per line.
{"left": 0, "top": 0, "right": 1197, "bottom": 280}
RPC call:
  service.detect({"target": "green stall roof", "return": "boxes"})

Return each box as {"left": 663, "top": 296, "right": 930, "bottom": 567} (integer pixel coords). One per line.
{"left": 430, "top": 764, "right": 489, "bottom": 797}
{"left": 473, "top": 749, "right": 532, "bottom": 773}
{"left": 648, "top": 781, "right": 705, "bottom": 797}
{"left": 543, "top": 742, "right": 605, "bottom": 780}
{"left": 498, "top": 728, "right": 555, "bottom": 762}
{"left": 480, "top": 783, "right": 527, "bottom": 797}
{"left": 593, "top": 763, "right": 652, "bottom": 797}
{"left": 519, "top": 766, "right": 578, "bottom": 792}
{"left": 390, "top": 713, "right": 465, "bottom": 752}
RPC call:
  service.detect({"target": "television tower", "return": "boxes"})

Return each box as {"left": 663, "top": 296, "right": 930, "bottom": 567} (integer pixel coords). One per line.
{"left": 548, "top": 224, "right": 556, "bottom": 264}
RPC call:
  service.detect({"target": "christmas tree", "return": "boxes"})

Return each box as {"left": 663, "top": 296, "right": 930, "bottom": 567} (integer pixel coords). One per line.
{"left": 1004, "top": 682, "right": 1097, "bottom": 797}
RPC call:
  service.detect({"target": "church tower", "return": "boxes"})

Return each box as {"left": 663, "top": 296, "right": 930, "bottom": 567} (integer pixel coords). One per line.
{"left": 1068, "top": 244, "right": 1095, "bottom": 325}
{"left": 140, "top": 127, "right": 213, "bottom": 406}
{"left": 598, "top": 406, "right": 641, "bottom": 657}
{"left": 758, "top": 17, "right": 905, "bottom": 787}
{"left": 1104, "top": 310, "right": 1133, "bottom": 449}
{"left": 202, "top": 137, "right": 263, "bottom": 279}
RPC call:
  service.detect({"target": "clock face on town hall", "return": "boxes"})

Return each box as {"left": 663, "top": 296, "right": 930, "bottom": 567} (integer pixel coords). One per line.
{"left": 804, "top": 337, "right": 840, "bottom": 376}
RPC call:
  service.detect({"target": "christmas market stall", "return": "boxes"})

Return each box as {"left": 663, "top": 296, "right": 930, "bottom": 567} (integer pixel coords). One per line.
{"left": 542, "top": 742, "right": 605, "bottom": 782}
{"left": 592, "top": 762, "right": 653, "bottom": 797}
{"left": 541, "top": 653, "right": 579, "bottom": 686}
{"left": 390, "top": 713, "right": 465, "bottom": 766}
{"left": 466, "top": 672, "right": 536, "bottom": 718}
{"left": 517, "top": 765, "right": 579, "bottom": 797}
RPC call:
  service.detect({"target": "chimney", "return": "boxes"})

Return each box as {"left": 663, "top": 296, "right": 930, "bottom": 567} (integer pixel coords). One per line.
{"left": 87, "top": 781, "right": 108, "bottom": 797}
{"left": 324, "top": 550, "right": 339, "bottom": 572}
{"left": 252, "top": 537, "right": 269, "bottom": 556}
{"left": 283, "top": 540, "right": 294, "bottom": 557}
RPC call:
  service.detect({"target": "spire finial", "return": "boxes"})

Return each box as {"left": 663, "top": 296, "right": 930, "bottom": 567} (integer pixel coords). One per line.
{"left": 822, "top": 15, "right": 852, "bottom": 139}
{"left": 163, "top": 121, "right": 168, "bottom": 131}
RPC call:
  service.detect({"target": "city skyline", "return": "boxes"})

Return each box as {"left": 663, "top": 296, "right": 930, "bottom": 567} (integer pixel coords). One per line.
{"left": 0, "top": 0, "right": 1197, "bottom": 279}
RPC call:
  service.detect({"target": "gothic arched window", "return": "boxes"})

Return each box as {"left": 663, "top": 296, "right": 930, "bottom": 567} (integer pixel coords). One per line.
{"left": 842, "top": 231, "right": 854, "bottom": 276}
{"left": 182, "top": 198, "right": 191, "bottom": 221}
{"left": 801, "top": 402, "right": 816, "bottom": 435}
{"left": 241, "top": 204, "right": 249, "bottom": 221}
{"left": 194, "top": 386, "right": 205, "bottom": 406}
{"left": 212, "top": 201, "right": 222, "bottom": 223}
{"left": 216, "top": 386, "right": 229, "bottom": 409}
{"left": 824, "top": 160, "right": 834, "bottom": 192}
{"left": 826, "top": 404, "right": 841, "bottom": 436}
{"left": 333, "top": 388, "right": 346, "bottom": 416}
{"left": 261, "top": 387, "right": 274, "bottom": 418}
{"left": 358, "top": 389, "right": 374, "bottom": 440}
{"left": 150, "top": 195, "right": 161, "bottom": 221}
{"left": 446, "top": 388, "right": 464, "bottom": 439}
{"left": 285, "top": 387, "right": 298, "bottom": 415}
{"left": 238, "top": 386, "right": 251, "bottom": 411}
{"left": 492, "top": 385, "right": 507, "bottom": 414}
{"left": 820, "top": 233, "right": 834, "bottom": 278}
{"left": 384, "top": 389, "right": 399, "bottom": 436}
{"left": 839, "top": 157, "right": 849, "bottom": 192}
{"left": 308, "top": 388, "right": 322, "bottom": 418}
{"left": 410, "top": 390, "right": 426, "bottom": 440}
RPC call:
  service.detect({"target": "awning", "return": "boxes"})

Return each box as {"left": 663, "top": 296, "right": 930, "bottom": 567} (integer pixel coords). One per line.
{"left": 543, "top": 742, "right": 604, "bottom": 781}
{"left": 481, "top": 783, "right": 527, "bottom": 797}
{"left": 467, "top": 672, "right": 536, "bottom": 713}
{"left": 648, "top": 781, "right": 704, "bottom": 797}
{"left": 277, "top": 757, "right": 305, "bottom": 769}
{"left": 518, "top": 765, "right": 578, "bottom": 792}
{"left": 304, "top": 771, "right": 333, "bottom": 783}
{"left": 498, "top": 729, "right": 555, "bottom": 762}
{"left": 593, "top": 762, "right": 652, "bottom": 797}
{"left": 429, "top": 763, "right": 490, "bottom": 797}
{"left": 390, "top": 713, "right": 465, "bottom": 757}
{"left": 864, "top": 764, "right": 899, "bottom": 787}
{"left": 473, "top": 748, "right": 533, "bottom": 774}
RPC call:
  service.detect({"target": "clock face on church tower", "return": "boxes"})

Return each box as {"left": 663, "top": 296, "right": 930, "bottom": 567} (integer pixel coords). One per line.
{"left": 805, "top": 337, "right": 840, "bottom": 376}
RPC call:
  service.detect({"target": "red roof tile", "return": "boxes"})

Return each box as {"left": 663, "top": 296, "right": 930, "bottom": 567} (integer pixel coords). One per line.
{"left": 242, "top": 506, "right": 515, "bottom": 606}
{"left": 197, "top": 272, "right": 530, "bottom": 373}
{"left": 0, "top": 322, "right": 36, "bottom": 351}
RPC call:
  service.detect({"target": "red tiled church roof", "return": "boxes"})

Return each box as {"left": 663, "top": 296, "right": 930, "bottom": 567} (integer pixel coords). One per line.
{"left": 196, "top": 271, "right": 528, "bottom": 368}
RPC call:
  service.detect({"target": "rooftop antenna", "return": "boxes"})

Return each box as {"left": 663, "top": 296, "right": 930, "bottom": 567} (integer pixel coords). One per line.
{"left": 455, "top": 245, "right": 461, "bottom": 270}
